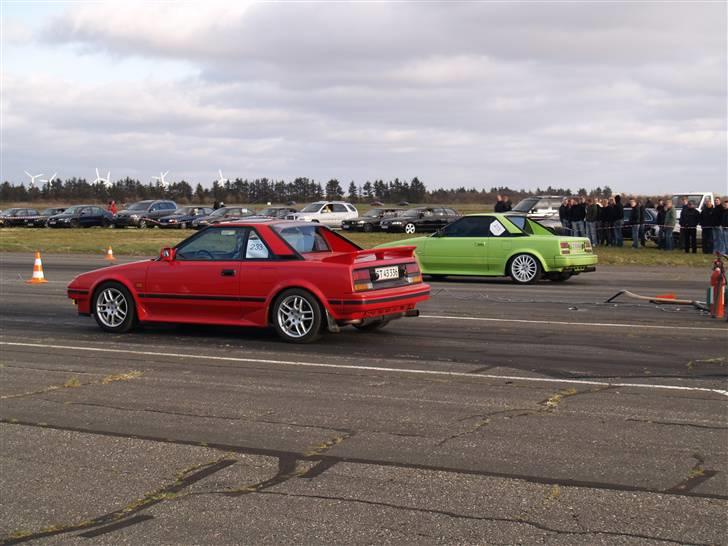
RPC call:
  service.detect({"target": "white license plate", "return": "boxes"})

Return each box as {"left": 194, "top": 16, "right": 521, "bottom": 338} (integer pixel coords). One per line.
{"left": 374, "top": 266, "right": 399, "bottom": 281}
{"left": 570, "top": 242, "right": 583, "bottom": 251}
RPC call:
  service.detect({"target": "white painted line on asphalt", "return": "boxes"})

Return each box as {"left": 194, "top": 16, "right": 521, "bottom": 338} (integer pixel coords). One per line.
{"left": 2, "top": 341, "right": 726, "bottom": 398}
{"left": 420, "top": 314, "right": 727, "bottom": 332}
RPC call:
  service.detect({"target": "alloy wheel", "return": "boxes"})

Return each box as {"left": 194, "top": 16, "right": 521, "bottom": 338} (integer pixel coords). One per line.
{"left": 510, "top": 254, "right": 539, "bottom": 283}
{"left": 405, "top": 223, "right": 416, "bottom": 234}
{"left": 95, "top": 287, "right": 128, "bottom": 328}
{"left": 277, "top": 295, "right": 315, "bottom": 339}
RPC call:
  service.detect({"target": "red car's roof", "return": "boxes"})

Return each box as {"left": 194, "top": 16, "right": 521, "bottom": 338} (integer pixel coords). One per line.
{"left": 213, "top": 218, "right": 317, "bottom": 229}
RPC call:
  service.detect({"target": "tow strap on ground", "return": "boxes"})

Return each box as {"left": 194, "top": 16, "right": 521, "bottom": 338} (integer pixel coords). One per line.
{"left": 605, "top": 290, "right": 707, "bottom": 311}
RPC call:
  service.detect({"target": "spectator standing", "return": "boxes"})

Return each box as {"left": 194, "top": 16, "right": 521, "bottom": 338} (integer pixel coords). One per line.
{"left": 663, "top": 201, "right": 676, "bottom": 250}
{"left": 569, "top": 198, "right": 586, "bottom": 237}
{"left": 629, "top": 198, "right": 641, "bottom": 249}
{"left": 644, "top": 198, "right": 655, "bottom": 208}
{"left": 700, "top": 199, "right": 715, "bottom": 254}
{"left": 655, "top": 200, "right": 666, "bottom": 249}
{"left": 585, "top": 198, "right": 599, "bottom": 246}
{"left": 107, "top": 200, "right": 117, "bottom": 215}
{"left": 502, "top": 195, "right": 513, "bottom": 212}
{"left": 559, "top": 198, "right": 571, "bottom": 234}
{"left": 638, "top": 200, "right": 646, "bottom": 247}
{"left": 602, "top": 198, "right": 614, "bottom": 246}
{"left": 494, "top": 195, "right": 506, "bottom": 213}
{"left": 679, "top": 201, "right": 700, "bottom": 253}
{"left": 716, "top": 198, "right": 728, "bottom": 255}
{"left": 713, "top": 198, "right": 724, "bottom": 254}
{"left": 613, "top": 195, "right": 624, "bottom": 247}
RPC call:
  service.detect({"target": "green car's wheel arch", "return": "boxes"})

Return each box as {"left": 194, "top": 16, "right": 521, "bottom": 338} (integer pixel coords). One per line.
{"left": 507, "top": 253, "right": 543, "bottom": 284}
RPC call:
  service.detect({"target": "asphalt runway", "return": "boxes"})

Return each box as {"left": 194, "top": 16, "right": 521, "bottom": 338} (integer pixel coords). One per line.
{"left": 1, "top": 252, "right": 726, "bottom": 545}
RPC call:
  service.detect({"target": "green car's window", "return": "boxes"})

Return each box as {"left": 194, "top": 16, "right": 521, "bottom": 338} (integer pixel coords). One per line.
{"left": 441, "top": 217, "right": 499, "bottom": 237}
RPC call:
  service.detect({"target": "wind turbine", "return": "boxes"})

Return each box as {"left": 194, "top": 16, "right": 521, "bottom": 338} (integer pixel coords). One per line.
{"left": 216, "top": 169, "right": 228, "bottom": 184}
{"left": 24, "top": 171, "right": 44, "bottom": 189}
{"left": 40, "top": 172, "right": 58, "bottom": 188}
{"left": 93, "top": 168, "right": 112, "bottom": 188}
{"left": 152, "top": 171, "right": 169, "bottom": 188}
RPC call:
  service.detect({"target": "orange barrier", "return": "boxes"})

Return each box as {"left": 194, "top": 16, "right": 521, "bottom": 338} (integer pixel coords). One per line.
{"left": 26, "top": 251, "right": 48, "bottom": 284}
{"left": 105, "top": 246, "right": 116, "bottom": 261}
{"left": 709, "top": 254, "right": 726, "bottom": 319}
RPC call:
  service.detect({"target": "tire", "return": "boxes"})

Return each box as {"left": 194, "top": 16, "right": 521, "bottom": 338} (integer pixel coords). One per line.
{"left": 139, "top": 220, "right": 147, "bottom": 229}
{"left": 70, "top": 219, "right": 80, "bottom": 228}
{"left": 508, "top": 253, "right": 542, "bottom": 284}
{"left": 180, "top": 222, "right": 187, "bottom": 230}
{"left": 363, "top": 223, "right": 373, "bottom": 233}
{"left": 404, "top": 223, "right": 416, "bottom": 235}
{"left": 101, "top": 218, "right": 110, "bottom": 228}
{"left": 271, "top": 288, "right": 323, "bottom": 343}
{"left": 547, "top": 272, "right": 572, "bottom": 282}
{"left": 92, "top": 282, "right": 137, "bottom": 333}
{"left": 353, "top": 319, "right": 390, "bottom": 331}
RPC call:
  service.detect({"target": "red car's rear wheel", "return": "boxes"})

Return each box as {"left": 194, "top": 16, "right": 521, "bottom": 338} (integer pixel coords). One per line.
{"left": 272, "top": 289, "right": 322, "bottom": 343}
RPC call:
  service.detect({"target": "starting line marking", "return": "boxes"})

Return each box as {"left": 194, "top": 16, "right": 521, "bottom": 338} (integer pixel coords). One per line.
{"left": 420, "top": 314, "right": 727, "bottom": 332}
{"left": 2, "top": 341, "right": 726, "bottom": 398}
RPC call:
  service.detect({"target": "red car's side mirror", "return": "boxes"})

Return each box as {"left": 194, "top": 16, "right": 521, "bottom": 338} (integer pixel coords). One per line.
{"left": 161, "top": 247, "right": 176, "bottom": 261}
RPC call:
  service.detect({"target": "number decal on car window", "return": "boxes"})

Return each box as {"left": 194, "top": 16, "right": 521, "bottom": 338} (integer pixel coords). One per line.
{"left": 489, "top": 220, "right": 506, "bottom": 236}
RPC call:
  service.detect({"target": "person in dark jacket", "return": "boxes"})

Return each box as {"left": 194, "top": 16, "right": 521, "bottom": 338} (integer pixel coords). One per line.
{"left": 585, "top": 198, "right": 599, "bottom": 246}
{"left": 679, "top": 201, "right": 700, "bottom": 253}
{"left": 628, "top": 199, "right": 641, "bottom": 249}
{"left": 715, "top": 198, "right": 727, "bottom": 255}
{"left": 644, "top": 198, "right": 655, "bottom": 208}
{"left": 699, "top": 199, "right": 715, "bottom": 254}
{"left": 569, "top": 197, "right": 586, "bottom": 237}
{"left": 559, "top": 198, "right": 571, "bottom": 234}
{"left": 663, "top": 201, "right": 676, "bottom": 251}
{"left": 494, "top": 195, "right": 506, "bottom": 213}
{"left": 502, "top": 195, "right": 512, "bottom": 212}
{"left": 613, "top": 195, "right": 624, "bottom": 247}
{"left": 655, "top": 200, "right": 666, "bottom": 249}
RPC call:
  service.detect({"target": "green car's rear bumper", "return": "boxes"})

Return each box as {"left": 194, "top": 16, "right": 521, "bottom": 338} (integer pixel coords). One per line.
{"left": 551, "top": 254, "right": 598, "bottom": 273}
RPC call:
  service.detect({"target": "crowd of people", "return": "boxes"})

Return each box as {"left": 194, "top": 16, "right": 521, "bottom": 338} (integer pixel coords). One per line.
{"left": 557, "top": 195, "right": 728, "bottom": 254}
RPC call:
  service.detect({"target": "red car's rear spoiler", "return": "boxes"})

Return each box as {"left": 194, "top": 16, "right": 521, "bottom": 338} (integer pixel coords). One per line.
{"left": 322, "top": 246, "right": 417, "bottom": 265}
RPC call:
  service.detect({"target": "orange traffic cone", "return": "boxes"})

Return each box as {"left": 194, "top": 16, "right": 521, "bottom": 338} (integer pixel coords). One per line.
{"left": 26, "top": 251, "right": 48, "bottom": 284}
{"left": 105, "top": 246, "right": 116, "bottom": 261}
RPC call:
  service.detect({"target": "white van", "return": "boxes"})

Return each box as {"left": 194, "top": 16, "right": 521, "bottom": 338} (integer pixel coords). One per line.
{"left": 286, "top": 201, "right": 359, "bottom": 228}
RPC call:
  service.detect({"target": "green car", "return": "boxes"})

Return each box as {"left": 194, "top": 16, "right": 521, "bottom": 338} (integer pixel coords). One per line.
{"left": 375, "top": 213, "right": 597, "bottom": 284}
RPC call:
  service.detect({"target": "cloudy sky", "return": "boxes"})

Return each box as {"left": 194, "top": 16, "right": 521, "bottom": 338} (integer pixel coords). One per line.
{"left": 1, "top": 1, "right": 726, "bottom": 194}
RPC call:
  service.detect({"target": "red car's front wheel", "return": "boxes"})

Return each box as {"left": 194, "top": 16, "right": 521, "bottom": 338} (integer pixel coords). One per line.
{"left": 272, "top": 289, "right": 323, "bottom": 343}
{"left": 93, "top": 282, "right": 137, "bottom": 333}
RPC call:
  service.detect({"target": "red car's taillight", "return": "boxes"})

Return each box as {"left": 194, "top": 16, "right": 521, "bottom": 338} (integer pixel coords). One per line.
{"left": 404, "top": 261, "right": 422, "bottom": 284}
{"left": 352, "top": 268, "right": 373, "bottom": 292}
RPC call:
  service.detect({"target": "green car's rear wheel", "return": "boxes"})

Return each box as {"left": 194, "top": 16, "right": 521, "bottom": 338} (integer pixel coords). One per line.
{"left": 508, "top": 253, "right": 542, "bottom": 284}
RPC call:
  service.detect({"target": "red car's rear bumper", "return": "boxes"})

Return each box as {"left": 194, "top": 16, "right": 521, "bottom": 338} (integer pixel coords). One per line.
{"left": 326, "top": 284, "right": 430, "bottom": 322}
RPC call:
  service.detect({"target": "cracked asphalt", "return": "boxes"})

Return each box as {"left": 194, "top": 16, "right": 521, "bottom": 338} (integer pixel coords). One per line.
{"left": 1, "top": 253, "right": 726, "bottom": 544}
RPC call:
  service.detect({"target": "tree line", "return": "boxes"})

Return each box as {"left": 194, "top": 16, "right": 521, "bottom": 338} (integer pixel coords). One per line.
{"left": 0, "top": 176, "right": 614, "bottom": 205}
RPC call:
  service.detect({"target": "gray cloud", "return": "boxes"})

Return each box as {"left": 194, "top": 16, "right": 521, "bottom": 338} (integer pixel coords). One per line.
{"left": 3, "top": 2, "right": 726, "bottom": 194}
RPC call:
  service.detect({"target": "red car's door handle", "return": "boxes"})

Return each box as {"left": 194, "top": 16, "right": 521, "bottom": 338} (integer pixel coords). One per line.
{"left": 221, "top": 269, "right": 236, "bottom": 277}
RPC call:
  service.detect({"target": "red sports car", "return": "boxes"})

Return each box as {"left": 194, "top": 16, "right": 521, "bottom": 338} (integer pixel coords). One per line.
{"left": 67, "top": 220, "right": 430, "bottom": 343}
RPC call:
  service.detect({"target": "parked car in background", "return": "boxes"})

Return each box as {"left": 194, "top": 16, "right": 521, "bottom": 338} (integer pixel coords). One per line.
{"left": 286, "top": 201, "right": 358, "bottom": 227}
{"left": 257, "top": 206, "right": 298, "bottom": 219}
{"left": 377, "top": 213, "right": 597, "bottom": 284}
{"left": 158, "top": 206, "right": 214, "bottom": 229}
{"left": 48, "top": 205, "right": 114, "bottom": 228}
{"left": 380, "top": 207, "right": 460, "bottom": 234}
{"left": 113, "top": 200, "right": 178, "bottom": 228}
{"left": 191, "top": 206, "right": 256, "bottom": 229}
{"left": 512, "top": 195, "right": 565, "bottom": 220}
{"left": 30, "top": 207, "right": 67, "bottom": 227}
{"left": 622, "top": 207, "right": 659, "bottom": 242}
{"left": 342, "top": 208, "right": 403, "bottom": 232}
{"left": 0, "top": 208, "right": 40, "bottom": 227}
{"left": 67, "top": 220, "right": 429, "bottom": 343}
